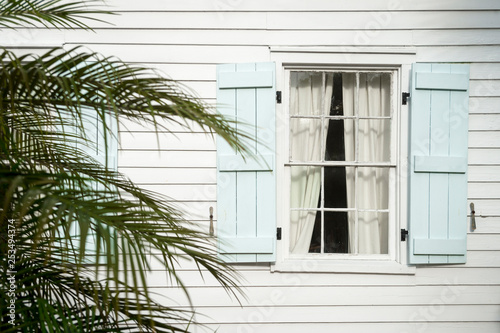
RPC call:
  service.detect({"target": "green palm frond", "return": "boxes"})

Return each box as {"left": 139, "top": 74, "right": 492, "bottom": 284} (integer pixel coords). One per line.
{"left": 1, "top": 47, "right": 247, "bottom": 156}
{"left": 0, "top": 0, "right": 111, "bottom": 30}
{"left": 0, "top": 46, "right": 244, "bottom": 331}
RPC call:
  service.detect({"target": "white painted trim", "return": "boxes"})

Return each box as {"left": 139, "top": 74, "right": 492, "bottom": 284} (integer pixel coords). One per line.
{"left": 397, "top": 63, "right": 411, "bottom": 266}
{"left": 270, "top": 46, "right": 418, "bottom": 67}
{"left": 272, "top": 259, "right": 416, "bottom": 275}
{"left": 271, "top": 48, "right": 415, "bottom": 274}
{"left": 270, "top": 46, "right": 418, "bottom": 55}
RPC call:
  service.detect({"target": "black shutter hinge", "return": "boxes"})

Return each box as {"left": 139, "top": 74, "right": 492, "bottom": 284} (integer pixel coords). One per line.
{"left": 277, "top": 227, "right": 282, "bottom": 240}
{"left": 401, "top": 229, "right": 409, "bottom": 241}
{"left": 402, "top": 92, "right": 410, "bottom": 105}
{"left": 276, "top": 91, "right": 282, "bottom": 104}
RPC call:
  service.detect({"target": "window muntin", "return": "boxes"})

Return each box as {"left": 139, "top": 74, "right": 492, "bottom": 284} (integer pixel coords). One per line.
{"left": 288, "top": 70, "right": 395, "bottom": 256}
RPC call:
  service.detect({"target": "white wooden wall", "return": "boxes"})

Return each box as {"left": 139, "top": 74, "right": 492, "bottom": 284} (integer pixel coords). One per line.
{"left": 5, "top": 1, "right": 500, "bottom": 332}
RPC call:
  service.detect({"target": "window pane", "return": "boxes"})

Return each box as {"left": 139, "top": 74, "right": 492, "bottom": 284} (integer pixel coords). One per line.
{"left": 358, "top": 73, "right": 391, "bottom": 118}
{"left": 330, "top": 72, "right": 344, "bottom": 116}
{"left": 290, "top": 210, "right": 319, "bottom": 253}
{"left": 358, "top": 119, "right": 391, "bottom": 162}
{"left": 341, "top": 73, "right": 356, "bottom": 118}
{"left": 358, "top": 212, "right": 388, "bottom": 254}
{"left": 325, "top": 119, "right": 355, "bottom": 162}
{"left": 290, "top": 72, "right": 334, "bottom": 116}
{"left": 324, "top": 167, "right": 355, "bottom": 209}
{"left": 288, "top": 70, "right": 394, "bottom": 257}
{"left": 323, "top": 211, "right": 349, "bottom": 253}
{"left": 290, "top": 166, "right": 321, "bottom": 208}
{"left": 357, "top": 167, "right": 390, "bottom": 210}
{"left": 310, "top": 211, "right": 351, "bottom": 254}
{"left": 290, "top": 118, "right": 324, "bottom": 162}
{"left": 307, "top": 211, "right": 322, "bottom": 253}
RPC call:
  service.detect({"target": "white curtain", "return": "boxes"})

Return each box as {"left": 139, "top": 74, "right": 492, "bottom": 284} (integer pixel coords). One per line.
{"left": 290, "top": 72, "right": 390, "bottom": 255}
{"left": 343, "top": 73, "right": 390, "bottom": 254}
{"left": 289, "top": 72, "right": 333, "bottom": 254}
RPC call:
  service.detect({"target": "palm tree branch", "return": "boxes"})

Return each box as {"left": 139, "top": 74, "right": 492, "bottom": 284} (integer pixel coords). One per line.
{"left": 0, "top": 0, "right": 112, "bottom": 30}
{"left": 1, "top": 29, "right": 247, "bottom": 332}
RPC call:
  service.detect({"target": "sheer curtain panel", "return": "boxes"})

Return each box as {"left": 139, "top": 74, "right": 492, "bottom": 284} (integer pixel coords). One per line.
{"left": 289, "top": 72, "right": 333, "bottom": 254}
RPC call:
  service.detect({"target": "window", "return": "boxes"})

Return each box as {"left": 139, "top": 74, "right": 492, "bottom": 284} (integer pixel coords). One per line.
{"left": 288, "top": 71, "right": 395, "bottom": 254}
{"left": 215, "top": 57, "right": 470, "bottom": 272}
{"left": 288, "top": 71, "right": 395, "bottom": 257}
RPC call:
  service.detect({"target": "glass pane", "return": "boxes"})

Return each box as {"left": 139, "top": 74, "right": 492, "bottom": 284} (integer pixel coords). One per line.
{"left": 290, "top": 210, "right": 320, "bottom": 254}
{"left": 358, "top": 119, "right": 391, "bottom": 162}
{"left": 290, "top": 166, "right": 321, "bottom": 209}
{"left": 358, "top": 73, "right": 391, "bottom": 118}
{"left": 330, "top": 73, "right": 344, "bottom": 116}
{"left": 324, "top": 211, "right": 350, "bottom": 253}
{"left": 290, "top": 72, "right": 334, "bottom": 116}
{"left": 358, "top": 212, "right": 388, "bottom": 254}
{"left": 307, "top": 210, "right": 322, "bottom": 253}
{"left": 325, "top": 119, "right": 355, "bottom": 161}
{"left": 324, "top": 167, "right": 355, "bottom": 209}
{"left": 356, "top": 167, "right": 390, "bottom": 210}
{"left": 290, "top": 118, "right": 324, "bottom": 162}
{"left": 341, "top": 73, "right": 356, "bottom": 118}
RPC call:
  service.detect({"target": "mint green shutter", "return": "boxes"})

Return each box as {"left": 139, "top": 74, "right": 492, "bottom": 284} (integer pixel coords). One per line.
{"left": 80, "top": 108, "right": 118, "bottom": 170}
{"left": 78, "top": 109, "right": 118, "bottom": 262}
{"left": 408, "top": 63, "right": 470, "bottom": 264}
{"left": 216, "top": 62, "right": 276, "bottom": 263}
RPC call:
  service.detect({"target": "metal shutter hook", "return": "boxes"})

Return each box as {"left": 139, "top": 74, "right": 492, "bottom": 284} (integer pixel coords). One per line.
{"left": 470, "top": 202, "right": 476, "bottom": 231}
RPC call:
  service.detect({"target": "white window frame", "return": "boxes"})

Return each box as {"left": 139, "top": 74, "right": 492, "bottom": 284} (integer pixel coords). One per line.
{"left": 271, "top": 47, "right": 416, "bottom": 274}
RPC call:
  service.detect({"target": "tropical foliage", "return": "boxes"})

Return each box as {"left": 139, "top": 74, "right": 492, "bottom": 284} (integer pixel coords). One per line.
{"left": 0, "top": 1, "right": 242, "bottom": 331}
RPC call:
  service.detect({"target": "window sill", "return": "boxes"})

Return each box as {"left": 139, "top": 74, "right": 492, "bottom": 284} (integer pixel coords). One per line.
{"left": 271, "top": 258, "right": 416, "bottom": 275}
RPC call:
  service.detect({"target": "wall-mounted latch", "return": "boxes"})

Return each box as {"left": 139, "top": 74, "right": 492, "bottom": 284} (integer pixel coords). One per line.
{"left": 277, "top": 227, "right": 282, "bottom": 240}
{"left": 276, "top": 91, "right": 282, "bottom": 104}
{"left": 209, "top": 206, "right": 214, "bottom": 236}
{"left": 470, "top": 202, "right": 476, "bottom": 231}
{"left": 402, "top": 92, "right": 410, "bottom": 105}
{"left": 401, "top": 229, "right": 409, "bottom": 241}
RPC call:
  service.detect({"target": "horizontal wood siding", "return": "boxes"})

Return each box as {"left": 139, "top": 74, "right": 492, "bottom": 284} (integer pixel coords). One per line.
{"left": 90, "top": 3, "right": 500, "bottom": 332}
{"left": 7, "top": 1, "right": 500, "bottom": 331}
